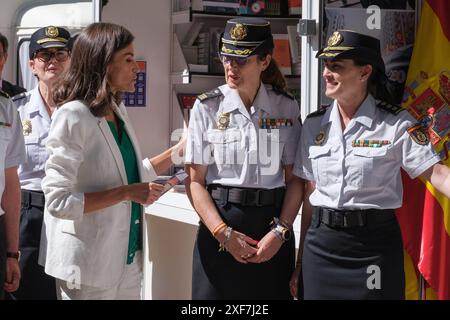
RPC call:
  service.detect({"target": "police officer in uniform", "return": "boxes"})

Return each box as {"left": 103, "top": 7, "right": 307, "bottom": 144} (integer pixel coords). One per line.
{"left": 0, "top": 90, "right": 25, "bottom": 299}
{"left": 185, "top": 17, "right": 304, "bottom": 299}
{"left": 0, "top": 33, "right": 26, "bottom": 97}
{"left": 11, "top": 26, "right": 71, "bottom": 300}
{"left": 290, "top": 30, "right": 450, "bottom": 299}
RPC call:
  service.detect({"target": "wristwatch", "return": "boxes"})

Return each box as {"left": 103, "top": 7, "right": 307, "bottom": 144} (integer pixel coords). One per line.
{"left": 270, "top": 218, "right": 292, "bottom": 242}
{"left": 6, "top": 251, "right": 21, "bottom": 261}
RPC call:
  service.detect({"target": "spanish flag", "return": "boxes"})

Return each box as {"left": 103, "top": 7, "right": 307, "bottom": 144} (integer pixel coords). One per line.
{"left": 397, "top": 0, "right": 450, "bottom": 300}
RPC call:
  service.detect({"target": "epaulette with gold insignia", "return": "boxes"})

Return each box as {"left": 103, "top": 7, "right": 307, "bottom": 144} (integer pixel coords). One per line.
{"left": 197, "top": 88, "right": 223, "bottom": 102}
{"left": 12, "top": 92, "right": 27, "bottom": 102}
{"left": 272, "top": 86, "right": 295, "bottom": 100}
{"left": 407, "top": 124, "right": 429, "bottom": 145}
{"left": 306, "top": 104, "right": 330, "bottom": 119}
{"left": 0, "top": 89, "right": 10, "bottom": 99}
{"left": 376, "top": 101, "right": 404, "bottom": 115}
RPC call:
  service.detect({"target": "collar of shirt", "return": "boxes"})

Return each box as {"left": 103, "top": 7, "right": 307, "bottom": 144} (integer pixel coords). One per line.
{"left": 220, "top": 83, "right": 273, "bottom": 119}
{"left": 321, "top": 94, "right": 376, "bottom": 134}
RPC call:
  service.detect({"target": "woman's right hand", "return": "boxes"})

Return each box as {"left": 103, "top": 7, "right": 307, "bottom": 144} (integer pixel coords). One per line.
{"left": 125, "top": 182, "right": 164, "bottom": 205}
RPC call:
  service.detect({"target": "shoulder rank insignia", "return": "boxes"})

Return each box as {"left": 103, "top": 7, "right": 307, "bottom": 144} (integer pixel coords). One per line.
{"left": 12, "top": 92, "right": 27, "bottom": 102}
{"left": 307, "top": 104, "right": 330, "bottom": 119}
{"left": 198, "top": 88, "right": 223, "bottom": 102}
{"left": 0, "top": 89, "right": 10, "bottom": 99}
{"left": 22, "top": 120, "right": 32, "bottom": 136}
{"left": 407, "top": 124, "right": 429, "bottom": 145}
{"left": 376, "top": 101, "right": 404, "bottom": 115}
{"left": 272, "top": 86, "right": 295, "bottom": 100}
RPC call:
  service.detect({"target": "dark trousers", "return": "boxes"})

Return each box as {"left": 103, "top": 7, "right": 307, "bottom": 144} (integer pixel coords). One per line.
{"left": 8, "top": 191, "right": 56, "bottom": 300}
{"left": 192, "top": 200, "right": 295, "bottom": 300}
{"left": 0, "top": 215, "right": 5, "bottom": 300}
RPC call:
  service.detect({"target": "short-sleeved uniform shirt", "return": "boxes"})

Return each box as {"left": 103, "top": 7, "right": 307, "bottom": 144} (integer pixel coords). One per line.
{"left": 185, "top": 83, "right": 301, "bottom": 189}
{"left": 15, "top": 87, "right": 51, "bottom": 191}
{"left": 0, "top": 92, "right": 26, "bottom": 216}
{"left": 293, "top": 94, "right": 441, "bottom": 209}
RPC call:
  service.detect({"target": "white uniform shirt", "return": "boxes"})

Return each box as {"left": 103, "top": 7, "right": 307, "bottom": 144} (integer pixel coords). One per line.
{"left": 185, "top": 83, "right": 301, "bottom": 189}
{"left": 293, "top": 94, "right": 441, "bottom": 209}
{"left": 0, "top": 93, "right": 26, "bottom": 216}
{"left": 15, "top": 87, "right": 52, "bottom": 191}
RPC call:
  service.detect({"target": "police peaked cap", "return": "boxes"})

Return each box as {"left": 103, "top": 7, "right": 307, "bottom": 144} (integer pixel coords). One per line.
{"left": 29, "top": 26, "right": 71, "bottom": 59}
{"left": 219, "top": 17, "right": 274, "bottom": 58}
{"left": 316, "top": 30, "right": 386, "bottom": 74}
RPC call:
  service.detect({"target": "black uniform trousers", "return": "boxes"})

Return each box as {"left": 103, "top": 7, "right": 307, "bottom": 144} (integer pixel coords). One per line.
{"left": 192, "top": 196, "right": 295, "bottom": 300}
{"left": 300, "top": 207, "right": 405, "bottom": 300}
{"left": 8, "top": 190, "right": 56, "bottom": 300}
{"left": 0, "top": 215, "right": 6, "bottom": 300}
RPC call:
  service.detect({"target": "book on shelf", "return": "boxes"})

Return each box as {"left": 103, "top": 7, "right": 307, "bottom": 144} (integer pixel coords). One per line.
{"left": 288, "top": 0, "right": 302, "bottom": 15}
{"left": 238, "top": 0, "right": 265, "bottom": 15}
{"left": 203, "top": 0, "right": 240, "bottom": 13}
{"left": 265, "top": 0, "right": 281, "bottom": 15}
{"left": 272, "top": 34, "right": 292, "bottom": 75}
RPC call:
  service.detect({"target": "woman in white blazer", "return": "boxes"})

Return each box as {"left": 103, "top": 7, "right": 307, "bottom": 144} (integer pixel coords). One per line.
{"left": 40, "top": 23, "right": 184, "bottom": 300}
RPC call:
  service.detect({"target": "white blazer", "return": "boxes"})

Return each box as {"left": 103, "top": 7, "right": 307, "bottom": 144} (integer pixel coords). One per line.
{"left": 40, "top": 100, "right": 157, "bottom": 289}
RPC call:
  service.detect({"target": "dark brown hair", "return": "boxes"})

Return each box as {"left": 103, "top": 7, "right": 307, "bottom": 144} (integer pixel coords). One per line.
{"left": 353, "top": 57, "right": 397, "bottom": 104}
{"left": 53, "top": 22, "right": 134, "bottom": 117}
{"left": 258, "top": 50, "right": 287, "bottom": 92}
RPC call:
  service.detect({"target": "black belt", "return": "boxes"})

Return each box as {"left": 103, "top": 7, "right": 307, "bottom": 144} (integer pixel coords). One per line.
{"left": 315, "top": 206, "right": 395, "bottom": 228}
{"left": 208, "top": 185, "right": 285, "bottom": 207}
{"left": 21, "top": 190, "right": 45, "bottom": 208}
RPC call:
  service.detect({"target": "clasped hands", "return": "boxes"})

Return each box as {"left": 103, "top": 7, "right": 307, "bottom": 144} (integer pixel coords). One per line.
{"left": 217, "top": 228, "right": 283, "bottom": 264}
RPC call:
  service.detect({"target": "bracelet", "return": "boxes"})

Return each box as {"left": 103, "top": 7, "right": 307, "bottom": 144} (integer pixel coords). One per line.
{"left": 219, "top": 226, "right": 233, "bottom": 252}
{"left": 212, "top": 222, "right": 227, "bottom": 237}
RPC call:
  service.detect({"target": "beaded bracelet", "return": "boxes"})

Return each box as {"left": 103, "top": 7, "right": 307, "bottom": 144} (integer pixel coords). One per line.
{"left": 219, "top": 227, "right": 233, "bottom": 252}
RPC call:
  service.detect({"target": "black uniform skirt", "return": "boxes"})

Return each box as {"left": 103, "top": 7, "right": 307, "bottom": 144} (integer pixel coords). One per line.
{"left": 192, "top": 194, "right": 295, "bottom": 300}
{"left": 301, "top": 207, "right": 405, "bottom": 300}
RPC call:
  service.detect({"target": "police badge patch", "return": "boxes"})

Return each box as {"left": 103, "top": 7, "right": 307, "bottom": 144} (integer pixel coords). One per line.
{"left": 22, "top": 119, "right": 32, "bottom": 136}
{"left": 218, "top": 113, "right": 230, "bottom": 130}
{"left": 407, "top": 124, "right": 429, "bottom": 145}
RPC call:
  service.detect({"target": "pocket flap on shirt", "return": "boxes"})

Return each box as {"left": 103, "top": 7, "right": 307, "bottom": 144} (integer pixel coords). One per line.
{"left": 24, "top": 135, "right": 39, "bottom": 144}
{"left": 207, "top": 129, "right": 241, "bottom": 144}
{"left": 353, "top": 147, "right": 387, "bottom": 158}
{"left": 308, "top": 145, "right": 331, "bottom": 159}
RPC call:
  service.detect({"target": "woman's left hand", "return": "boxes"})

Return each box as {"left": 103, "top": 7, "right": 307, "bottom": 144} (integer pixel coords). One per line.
{"left": 246, "top": 230, "right": 283, "bottom": 264}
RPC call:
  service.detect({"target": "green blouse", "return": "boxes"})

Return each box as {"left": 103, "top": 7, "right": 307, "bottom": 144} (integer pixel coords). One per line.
{"left": 107, "top": 117, "right": 141, "bottom": 265}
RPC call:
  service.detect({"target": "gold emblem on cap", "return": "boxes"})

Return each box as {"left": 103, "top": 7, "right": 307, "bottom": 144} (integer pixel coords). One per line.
{"left": 46, "top": 26, "right": 59, "bottom": 38}
{"left": 327, "top": 31, "right": 343, "bottom": 47}
{"left": 230, "top": 23, "right": 247, "bottom": 41}
{"left": 315, "top": 130, "right": 326, "bottom": 145}
{"left": 218, "top": 112, "right": 230, "bottom": 130}
{"left": 22, "top": 120, "right": 32, "bottom": 136}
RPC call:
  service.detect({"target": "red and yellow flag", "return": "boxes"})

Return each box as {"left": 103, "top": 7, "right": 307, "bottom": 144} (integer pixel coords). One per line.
{"left": 397, "top": 0, "right": 450, "bottom": 300}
